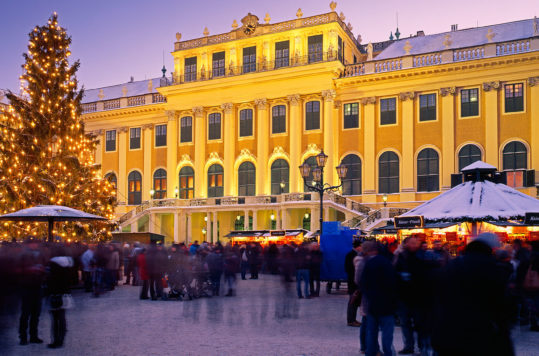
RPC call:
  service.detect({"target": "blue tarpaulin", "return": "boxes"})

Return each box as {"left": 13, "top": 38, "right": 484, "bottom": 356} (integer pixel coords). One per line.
{"left": 320, "top": 222, "right": 354, "bottom": 281}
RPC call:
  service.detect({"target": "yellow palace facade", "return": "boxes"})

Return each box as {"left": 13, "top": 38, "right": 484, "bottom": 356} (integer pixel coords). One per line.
{"left": 82, "top": 5, "right": 539, "bottom": 244}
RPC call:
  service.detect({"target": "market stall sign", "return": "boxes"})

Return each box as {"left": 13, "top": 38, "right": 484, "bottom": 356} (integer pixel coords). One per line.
{"left": 525, "top": 212, "right": 539, "bottom": 225}
{"left": 394, "top": 216, "right": 424, "bottom": 229}
{"left": 270, "top": 231, "right": 286, "bottom": 236}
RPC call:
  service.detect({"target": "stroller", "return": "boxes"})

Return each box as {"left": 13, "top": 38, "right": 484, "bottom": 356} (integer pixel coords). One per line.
{"left": 167, "top": 267, "right": 194, "bottom": 300}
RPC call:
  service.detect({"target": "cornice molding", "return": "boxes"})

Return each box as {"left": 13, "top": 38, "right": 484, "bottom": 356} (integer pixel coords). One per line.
{"left": 336, "top": 53, "right": 539, "bottom": 87}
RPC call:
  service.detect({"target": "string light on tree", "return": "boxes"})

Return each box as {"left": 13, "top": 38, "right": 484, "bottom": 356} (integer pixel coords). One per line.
{"left": 0, "top": 13, "right": 117, "bottom": 241}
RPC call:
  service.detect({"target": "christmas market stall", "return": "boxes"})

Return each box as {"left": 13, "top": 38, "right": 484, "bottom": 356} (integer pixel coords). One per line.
{"left": 393, "top": 161, "right": 539, "bottom": 245}
{"left": 225, "top": 229, "right": 307, "bottom": 246}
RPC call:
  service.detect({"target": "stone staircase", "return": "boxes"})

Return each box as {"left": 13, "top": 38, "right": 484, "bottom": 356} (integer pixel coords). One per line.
{"left": 342, "top": 207, "right": 409, "bottom": 232}
{"left": 116, "top": 191, "right": 372, "bottom": 231}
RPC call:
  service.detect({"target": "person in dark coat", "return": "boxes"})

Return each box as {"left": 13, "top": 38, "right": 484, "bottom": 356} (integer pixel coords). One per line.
{"left": 528, "top": 241, "right": 539, "bottom": 332}
{"left": 45, "top": 246, "right": 74, "bottom": 349}
{"left": 145, "top": 243, "right": 167, "bottom": 300}
{"left": 18, "top": 240, "right": 46, "bottom": 345}
{"left": 432, "top": 234, "right": 515, "bottom": 356}
{"left": 266, "top": 243, "right": 280, "bottom": 275}
{"left": 247, "top": 243, "right": 260, "bottom": 279}
{"left": 294, "top": 243, "right": 311, "bottom": 298}
{"left": 206, "top": 247, "right": 224, "bottom": 296}
{"left": 345, "top": 239, "right": 362, "bottom": 327}
{"left": 393, "top": 236, "right": 432, "bottom": 355}
{"left": 309, "top": 244, "right": 322, "bottom": 297}
{"left": 223, "top": 245, "right": 239, "bottom": 296}
{"left": 360, "top": 241, "right": 397, "bottom": 356}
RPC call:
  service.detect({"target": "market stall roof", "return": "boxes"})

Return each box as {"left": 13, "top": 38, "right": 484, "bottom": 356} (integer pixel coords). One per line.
{"left": 484, "top": 220, "right": 527, "bottom": 227}
{"left": 461, "top": 161, "right": 497, "bottom": 172}
{"left": 224, "top": 230, "right": 268, "bottom": 238}
{"left": 400, "top": 178, "right": 539, "bottom": 222}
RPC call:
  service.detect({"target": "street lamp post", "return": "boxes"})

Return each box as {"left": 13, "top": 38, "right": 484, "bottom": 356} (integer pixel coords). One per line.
{"left": 298, "top": 150, "right": 348, "bottom": 238}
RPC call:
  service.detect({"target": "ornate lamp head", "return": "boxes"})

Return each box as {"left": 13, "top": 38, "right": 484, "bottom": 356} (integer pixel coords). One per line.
{"left": 336, "top": 164, "right": 348, "bottom": 180}
{"left": 316, "top": 150, "right": 328, "bottom": 168}
{"left": 312, "top": 167, "right": 322, "bottom": 182}
{"left": 299, "top": 162, "right": 311, "bottom": 178}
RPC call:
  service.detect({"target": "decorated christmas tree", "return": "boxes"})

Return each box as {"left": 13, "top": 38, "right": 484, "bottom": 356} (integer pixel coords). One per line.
{"left": 0, "top": 13, "right": 116, "bottom": 240}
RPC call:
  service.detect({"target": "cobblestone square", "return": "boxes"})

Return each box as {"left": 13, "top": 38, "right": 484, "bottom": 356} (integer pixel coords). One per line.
{"left": 1, "top": 275, "right": 538, "bottom": 356}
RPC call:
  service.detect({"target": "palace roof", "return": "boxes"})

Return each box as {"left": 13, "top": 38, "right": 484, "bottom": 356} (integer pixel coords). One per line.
{"left": 375, "top": 18, "right": 537, "bottom": 60}
{"left": 82, "top": 77, "right": 163, "bottom": 103}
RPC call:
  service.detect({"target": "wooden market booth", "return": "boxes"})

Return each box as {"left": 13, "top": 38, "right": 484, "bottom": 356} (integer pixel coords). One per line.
{"left": 224, "top": 229, "right": 308, "bottom": 246}
{"left": 385, "top": 161, "right": 539, "bottom": 246}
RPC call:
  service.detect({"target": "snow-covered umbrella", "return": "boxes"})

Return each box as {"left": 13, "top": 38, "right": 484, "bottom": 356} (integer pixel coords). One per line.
{"left": 399, "top": 161, "right": 539, "bottom": 223}
{"left": 0, "top": 205, "right": 107, "bottom": 241}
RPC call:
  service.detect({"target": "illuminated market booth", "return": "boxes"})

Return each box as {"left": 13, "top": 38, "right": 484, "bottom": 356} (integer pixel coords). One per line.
{"left": 225, "top": 229, "right": 309, "bottom": 246}
{"left": 377, "top": 161, "right": 539, "bottom": 245}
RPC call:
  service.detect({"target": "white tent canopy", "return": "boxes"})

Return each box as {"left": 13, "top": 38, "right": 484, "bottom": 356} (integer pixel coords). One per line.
{"left": 400, "top": 179, "right": 539, "bottom": 222}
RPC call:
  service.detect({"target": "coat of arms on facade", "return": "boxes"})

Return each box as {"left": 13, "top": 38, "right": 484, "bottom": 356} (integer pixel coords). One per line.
{"left": 241, "top": 13, "right": 259, "bottom": 35}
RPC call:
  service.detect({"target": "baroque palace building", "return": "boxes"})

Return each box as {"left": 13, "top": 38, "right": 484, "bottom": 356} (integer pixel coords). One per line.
{"left": 81, "top": 4, "right": 539, "bottom": 243}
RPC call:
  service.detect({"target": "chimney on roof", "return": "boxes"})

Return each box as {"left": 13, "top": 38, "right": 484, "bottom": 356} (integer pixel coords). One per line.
{"left": 416, "top": 30, "right": 425, "bottom": 37}
{"left": 451, "top": 24, "right": 458, "bottom": 32}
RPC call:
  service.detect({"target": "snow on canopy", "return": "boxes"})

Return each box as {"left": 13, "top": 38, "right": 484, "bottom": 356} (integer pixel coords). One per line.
{"left": 400, "top": 180, "right": 539, "bottom": 222}
{"left": 460, "top": 161, "right": 497, "bottom": 172}
{"left": 0, "top": 205, "right": 106, "bottom": 221}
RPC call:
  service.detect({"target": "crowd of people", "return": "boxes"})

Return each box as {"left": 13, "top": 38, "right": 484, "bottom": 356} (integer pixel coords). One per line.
{"left": 1, "top": 234, "right": 538, "bottom": 354}
{"left": 345, "top": 235, "right": 539, "bottom": 356}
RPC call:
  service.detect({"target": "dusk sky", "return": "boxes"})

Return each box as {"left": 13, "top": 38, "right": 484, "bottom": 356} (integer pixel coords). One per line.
{"left": 1, "top": 0, "right": 537, "bottom": 93}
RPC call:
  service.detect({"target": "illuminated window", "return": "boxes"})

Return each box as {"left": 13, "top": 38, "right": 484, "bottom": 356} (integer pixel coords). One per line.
{"left": 343, "top": 103, "right": 359, "bottom": 128}
{"left": 208, "top": 164, "right": 224, "bottom": 197}
{"left": 504, "top": 83, "right": 524, "bottom": 113}
{"left": 179, "top": 166, "right": 194, "bottom": 199}
{"left": 128, "top": 171, "right": 142, "bottom": 205}
{"left": 271, "top": 159, "right": 289, "bottom": 195}
{"left": 461, "top": 88, "right": 479, "bottom": 117}
{"left": 153, "top": 169, "right": 167, "bottom": 199}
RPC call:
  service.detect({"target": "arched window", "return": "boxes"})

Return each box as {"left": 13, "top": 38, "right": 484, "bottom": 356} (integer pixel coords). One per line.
{"left": 417, "top": 149, "right": 439, "bottom": 192}
{"left": 503, "top": 141, "right": 528, "bottom": 188}
{"left": 341, "top": 154, "right": 362, "bottom": 195}
{"left": 105, "top": 172, "right": 117, "bottom": 190}
{"left": 379, "top": 152, "right": 399, "bottom": 194}
{"left": 238, "top": 162, "right": 256, "bottom": 196}
{"left": 271, "top": 159, "right": 289, "bottom": 195}
{"left": 208, "top": 164, "right": 224, "bottom": 197}
{"left": 458, "top": 144, "right": 482, "bottom": 172}
{"left": 127, "top": 171, "right": 142, "bottom": 205}
{"left": 179, "top": 166, "right": 194, "bottom": 199}
{"left": 153, "top": 169, "right": 167, "bottom": 199}
{"left": 302, "top": 156, "right": 318, "bottom": 192}
{"left": 503, "top": 141, "right": 527, "bottom": 171}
